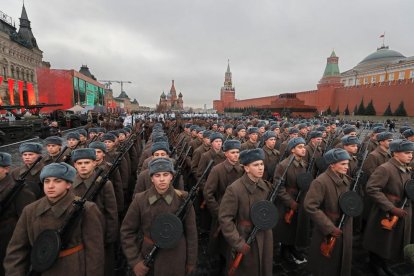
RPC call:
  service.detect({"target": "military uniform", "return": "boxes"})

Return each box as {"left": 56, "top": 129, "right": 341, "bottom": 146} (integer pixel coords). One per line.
{"left": 0, "top": 174, "right": 36, "bottom": 276}
{"left": 219, "top": 174, "right": 273, "bottom": 276}
{"left": 4, "top": 191, "right": 105, "bottom": 275}
{"left": 262, "top": 145, "right": 280, "bottom": 182}
{"left": 240, "top": 140, "right": 257, "bottom": 151}
{"left": 120, "top": 185, "right": 198, "bottom": 275}
{"left": 304, "top": 168, "right": 353, "bottom": 276}
{"left": 191, "top": 144, "right": 210, "bottom": 179}
{"left": 11, "top": 162, "right": 44, "bottom": 199}
{"left": 95, "top": 161, "right": 124, "bottom": 213}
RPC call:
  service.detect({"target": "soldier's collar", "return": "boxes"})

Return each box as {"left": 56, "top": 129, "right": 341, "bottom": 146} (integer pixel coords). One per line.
{"left": 72, "top": 172, "right": 96, "bottom": 189}
{"left": 326, "top": 168, "right": 350, "bottom": 186}
{"left": 35, "top": 191, "right": 74, "bottom": 218}
{"left": 293, "top": 157, "right": 306, "bottom": 168}
{"left": 242, "top": 174, "right": 266, "bottom": 193}
{"left": 224, "top": 159, "right": 241, "bottom": 172}
{"left": 390, "top": 158, "right": 411, "bottom": 173}
{"left": 148, "top": 186, "right": 174, "bottom": 205}
{"left": 263, "top": 145, "right": 278, "bottom": 155}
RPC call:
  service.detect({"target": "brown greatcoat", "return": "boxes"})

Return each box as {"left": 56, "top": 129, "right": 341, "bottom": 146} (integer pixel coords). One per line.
{"left": 72, "top": 173, "right": 118, "bottom": 244}
{"left": 218, "top": 174, "right": 273, "bottom": 276}
{"left": 41, "top": 154, "right": 60, "bottom": 166}
{"left": 134, "top": 168, "right": 184, "bottom": 195}
{"left": 96, "top": 160, "right": 124, "bottom": 213}
{"left": 0, "top": 174, "right": 36, "bottom": 276}
{"left": 189, "top": 137, "right": 203, "bottom": 153}
{"left": 105, "top": 149, "right": 130, "bottom": 193}
{"left": 262, "top": 145, "right": 280, "bottom": 182}
{"left": 120, "top": 185, "right": 198, "bottom": 276}
{"left": 11, "top": 161, "right": 44, "bottom": 199}
{"left": 191, "top": 143, "right": 210, "bottom": 178}
{"left": 240, "top": 140, "right": 257, "bottom": 151}
{"left": 362, "top": 146, "right": 391, "bottom": 178}
{"left": 366, "top": 138, "right": 379, "bottom": 153}
{"left": 137, "top": 147, "right": 152, "bottom": 174}
{"left": 4, "top": 191, "right": 105, "bottom": 276}
{"left": 303, "top": 168, "right": 353, "bottom": 276}
{"left": 304, "top": 142, "right": 323, "bottom": 177}
{"left": 274, "top": 156, "right": 310, "bottom": 247}
{"left": 197, "top": 148, "right": 226, "bottom": 180}
{"left": 363, "top": 158, "right": 412, "bottom": 260}
{"left": 203, "top": 159, "right": 244, "bottom": 254}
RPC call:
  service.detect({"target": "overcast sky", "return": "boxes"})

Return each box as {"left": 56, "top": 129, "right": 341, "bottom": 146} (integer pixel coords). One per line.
{"left": 2, "top": 0, "right": 413, "bottom": 108}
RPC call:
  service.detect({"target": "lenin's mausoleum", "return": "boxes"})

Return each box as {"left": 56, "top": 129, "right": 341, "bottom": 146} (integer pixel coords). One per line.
{"left": 213, "top": 44, "right": 414, "bottom": 117}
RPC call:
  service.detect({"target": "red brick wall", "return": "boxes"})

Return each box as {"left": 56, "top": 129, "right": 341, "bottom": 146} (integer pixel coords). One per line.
{"left": 229, "top": 95, "right": 279, "bottom": 108}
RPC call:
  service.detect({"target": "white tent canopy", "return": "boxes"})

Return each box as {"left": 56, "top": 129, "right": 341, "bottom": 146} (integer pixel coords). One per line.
{"left": 67, "top": 104, "right": 86, "bottom": 113}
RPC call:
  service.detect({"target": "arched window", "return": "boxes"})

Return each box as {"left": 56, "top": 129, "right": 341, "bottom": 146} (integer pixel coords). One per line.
{"left": 16, "top": 68, "right": 20, "bottom": 80}
{"left": 10, "top": 66, "right": 14, "bottom": 78}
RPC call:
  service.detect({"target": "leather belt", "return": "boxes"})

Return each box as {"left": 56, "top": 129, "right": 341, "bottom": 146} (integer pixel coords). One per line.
{"left": 59, "top": 244, "right": 84, "bottom": 258}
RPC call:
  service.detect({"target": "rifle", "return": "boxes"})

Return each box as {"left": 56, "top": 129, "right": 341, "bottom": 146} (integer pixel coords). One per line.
{"left": 143, "top": 160, "right": 214, "bottom": 267}
{"left": 30, "top": 168, "right": 104, "bottom": 273}
{"left": 284, "top": 142, "right": 320, "bottom": 224}
{"left": 170, "top": 135, "right": 185, "bottom": 159}
{"left": 171, "top": 146, "right": 192, "bottom": 189}
{"left": 0, "top": 156, "right": 42, "bottom": 217}
{"left": 229, "top": 155, "right": 295, "bottom": 275}
{"left": 320, "top": 148, "right": 368, "bottom": 257}
{"left": 55, "top": 146, "right": 68, "bottom": 162}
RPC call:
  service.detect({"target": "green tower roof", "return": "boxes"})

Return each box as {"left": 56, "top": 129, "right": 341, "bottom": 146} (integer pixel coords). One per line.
{"left": 323, "top": 51, "right": 340, "bottom": 77}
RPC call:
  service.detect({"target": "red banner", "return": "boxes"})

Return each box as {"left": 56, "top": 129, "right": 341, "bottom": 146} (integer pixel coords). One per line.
{"left": 27, "top": 82, "right": 36, "bottom": 105}
{"left": 17, "top": 80, "right": 24, "bottom": 106}
{"left": 8, "top": 78, "right": 15, "bottom": 105}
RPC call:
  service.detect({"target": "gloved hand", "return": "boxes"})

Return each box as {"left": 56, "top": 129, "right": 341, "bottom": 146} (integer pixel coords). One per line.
{"left": 238, "top": 243, "right": 251, "bottom": 254}
{"left": 330, "top": 227, "right": 343, "bottom": 238}
{"left": 133, "top": 261, "right": 149, "bottom": 276}
{"left": 391, "top": 207, "right": 408, "bottom": 218}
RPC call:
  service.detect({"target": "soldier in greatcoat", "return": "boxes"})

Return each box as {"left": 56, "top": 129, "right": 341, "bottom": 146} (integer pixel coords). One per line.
{"left": 363, "top": 139, "right": 414, "bottom": 275}
{"left": 304, "top": 148, "right": 353, "bottom": 276}
{"left": 219, "top": 148, "right": 273, "bottom": 276}
{"left": 120, "top": 158, "right": 198, "bottom": 276}
{"left": 304, "top": 131, "right": 323, "bottom": 177}
{"left": 279, "top": 128, "right": 299, "bottom": 159}
{"left": 11, "top": 142, "right": 44, "bottom": 199}
{"left": 340, "top": 135, "right": 360, "bottom": 177}
{"left": 191, "top": 130, "right": 211, "bottom": 180}
{"left": 274, "top": 137, "right": 309, "bottom": 263}
{"left": 0, "top": 153, "right": 36, "bottom": 275}
{"left": 42, "top": 136, "right": 64, "bottom": 165}
{"left": 71, "top": 148, "right": 118, "bottom": 276}
{"left": 366, "top": 126, "right": 386, "bottom": 153}
{"left": 235, "top": 124, "right": 247, "bottom": 143}
{"left": 240, "top": 127, "right": 259, "bottom": 151}
{"left": 4, "top": 162, "right": 105, "bottom": 275}
{"left": 261, "top": 131, "right": 280, "bottom": 182}
{"left": 203, "top": 140, "right": 244, "bottom": 271}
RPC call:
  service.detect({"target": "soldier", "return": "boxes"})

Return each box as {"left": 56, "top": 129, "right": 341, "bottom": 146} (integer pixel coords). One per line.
{"left": 188, "top": 126, "right": 204, "bottom": 153}
{"left": 88, "top": 127, "right": 98, "bottom": 142}
{"left": 219, "top": 148, "right": 273, "bottom": 275}
{"left": 274, "top": 137, "right": 309, "bottom": 263}
{"left": 71, "top": 148, "right": 118, "bottom": 276}
{"left": 120, "top": 158, "right": 198, "bottom": 276}
{"left": 223, "top": 124, "right": 235, "bottom": 141}
{"left": 362, "top": 131, "right": 393, "bottom": 179}
{"left": 89, "top": 141, "right": 124, "bottom": 215}
{"left": 240, "top": 127, "right": 259, "bottom": 151}
{"left": 262, "top": 131, "right": 280, "bottom": 182}
{"left": 60, "top": 131, "right": 81, "bottom": 165}
{"left": 363, "top": 139, "right": 414, "bottom": 275}
{"left": 0, "top": 153, "right": 36, "bottom": 275}
{"left": 203, "top": 140, "right": 244, "bottom": 268}
{"left": 366, "top": 126, "right": 387, "bottom": 153}
{"left": 43, "top": 136, "right": 64, "bottom": 165}
{"left": 103, "top": 133, "right": 130, "bottom": 196}
{"left": 191, "top": 130, "right": 211, "bottom": 180}
{"left": 11, "top": 143, "right": 44, "bottom": 199}
{"left": 235, "top": 124, "right": 247, "bottom": 143}
{"left": 4, "top": 162, "right": 105, "bottom": 275}
{"left": 340, "top": 135, "right": 360, "bottom": 177}
{"left": 197, "top": 132, "right": 225, "bottom": 179}
{"left": 279, "top": 128, "right": 299, "bottom": 158}
{"left": 403, "top": 129, "right": 414, "bottom": 142}
{"left": 78, "top": 129, "right": 88, "bottom": 148}
{"left": 257, "top": 122, "right": 266, "bottom": 138}
{"left": 304, "top": 149, "right": 353, "bottom": 276}
{"left": 304, "top": 131, "right": 323, "bottom": 177}
{"left": 298, "top": 123, "right": 308, "bottom": 140}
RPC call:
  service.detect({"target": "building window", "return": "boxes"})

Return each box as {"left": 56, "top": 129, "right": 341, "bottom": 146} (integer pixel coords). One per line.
{"left": 380, "top": 74, "right": 385, "bottom": 82}
{"left": 399, "top": 71, "right": 405, "bottom": 80}
{"left": 363, "top": 77, "right": 368, "bottom": 84}
{"left": 410, "top": 71, "right": 414, "bottom": 79}
{"left": 356, "top": 78, "right": 360, "bottom": 85}
{"left": 2, "top": 66, "right": 6, "bottom": 78}
{"left": 371, "top": 76, "right": 376, "bottom": 83}
{"left": 348, "top": 79, "right": 353, "bottom": 86}
{"left": 388, "top": 73, "right": 394, "bottom": 81}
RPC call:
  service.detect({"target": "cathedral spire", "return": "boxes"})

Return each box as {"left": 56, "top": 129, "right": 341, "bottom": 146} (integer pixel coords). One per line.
{"left": 223, "top": 60, "right": 233, "bottom": 91}
{"left": 227, "top": 59, "right": 231, "bottom": 73}
{"left": 17, "top": 3, "right": 38, "bottom": 48}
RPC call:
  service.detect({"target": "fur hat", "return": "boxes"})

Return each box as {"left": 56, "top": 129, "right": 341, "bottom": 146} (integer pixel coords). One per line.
{"left": 102, "top": 133, "right": 117, "bottom": 142}
{"left": 40, "top": 162, "right": 76, "bottom": 183}
{"left": 343, "top": 126, "right": 357, "bottom": 135}
{"left": 288, "top": 127, "right": 299, "bottom": 135}
{"left": 78, "top": 129, "right": 87, "bottom": 137}
{"left": 373, "top": 126, "right": 386, "bottom": 134}
{"left": 44, "top": 136, "right": 63, "bottom": 146}
{"left": 0, "top": 152, "right": 12, "bottom": 167}
{"left": 240, "top": 148, "right": 265, "bottom": 165}
{"left": 190, "top": 125, "right": 198, "bottom": 131}
{"left": 19, "top": 142, "right": 42, "bottom": 154}
{"left": 66, "top": 132, "right": 80, "bottom": 140}
{"left": 316, "top": 126, "right": 326, "bottom": 132}
{"left": 324, "top": 149, "right": 351, "bottom": 165}
{"left": 151, "top": 142, "right": 171, "bottom": 155}
{"left": 153, "top": 135, "right": 168, "bottom": 143}
{"left": 298, "top": 123, "right": 307, "bottom": 130}
{"left": 377, "top": 132, "right": 394, "bottom": 142}
{"left": 149, "top": 158, "right": 175, "bottom": 176}
{"left": 341, "top": 135, "right": 360, "bottom": 146}
{"left": 287, "top": 137, "right": 306, "bottom": 152}
{"left": 390, "top": 139, "right": 414, "bottom": 153}
{"left": 203, "top": 130, "right": 212, "bottom": 138}
{"left": 210, "top": 132, "right": 224, "bottom": 142}
{"left": 71, "top": 148, "right": 96, "bottom": 162}
{"left": 97, "top": 127, "right": 107, "bottom": 133}
{"left": 236, "top": 124, "right": 246, "bottom": 131}
{"left": 184, "top": 123, "right": 192, "bottom": 129}
{"left": 88, "top": 128, "right": 98, "bottom": 134}
{"left": 262, "top": 131, "right": 277, "bottom": 141}
{"left": 308, "top": 131, "right": 323, "bottom": 139}
{"left": 270, "top": 124, "right": 280, "bottom": 131}
{"left": 403, "top": 129, "right": 414, "bottom": 138}
{"left": 248, "top": 127, "right": 259, "bottom": 134}
{"left": 224, "top": 124, "right": 234, "bottom": 130}
{"left": 223, "top": 140, "right": 241, "bottom": 151}
{"left": 257, "top": 122, "right": 266, "bottom": 128}
{"left": 400, "top": 126, "right": 411, "bottom": 134}
{"left": 89, "top": 141, "right": 107, "bottom": 153}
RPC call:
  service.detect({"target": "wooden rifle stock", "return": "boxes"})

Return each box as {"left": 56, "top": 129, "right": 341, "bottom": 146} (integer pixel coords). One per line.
{"left": 320, "top": 236, "right": 336, "bottom": 258}
{"left": 381, "top": 198, "right": 407, "bottom": 230}
{"left": 229, "top": 156, "right": 295, "bottom": 275}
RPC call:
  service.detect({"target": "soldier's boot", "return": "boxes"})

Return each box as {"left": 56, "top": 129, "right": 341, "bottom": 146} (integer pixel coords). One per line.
{"left": 280, "top": 244, "right": 295, "bottom": 264}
